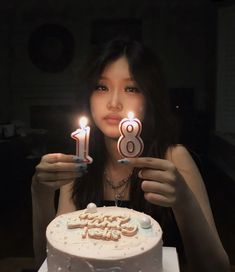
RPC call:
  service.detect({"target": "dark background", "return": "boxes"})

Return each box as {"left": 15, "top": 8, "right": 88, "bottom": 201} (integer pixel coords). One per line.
{"left": 0, "top": 0, "right": 235, "bottom": 271}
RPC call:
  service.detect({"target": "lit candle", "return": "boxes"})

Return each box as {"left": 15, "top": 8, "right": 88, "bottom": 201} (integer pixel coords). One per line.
{"left": 71, "top": 117, "right": 93, "bottom": 163}
{"left": 117, "top": 112, "right": 144, "bottom": 158}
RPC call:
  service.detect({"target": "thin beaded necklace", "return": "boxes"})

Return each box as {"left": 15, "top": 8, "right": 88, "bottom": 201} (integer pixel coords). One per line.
{"left": 104, "top": 171, "right": 132, "bottom": 206}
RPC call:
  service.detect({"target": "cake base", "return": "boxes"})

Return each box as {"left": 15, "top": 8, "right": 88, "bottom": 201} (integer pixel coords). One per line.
{"left": 46, "top": 205, "right": 163, "bottom": 272}
{"left": 39, "top": 247, "right": 180, "bottom": 272}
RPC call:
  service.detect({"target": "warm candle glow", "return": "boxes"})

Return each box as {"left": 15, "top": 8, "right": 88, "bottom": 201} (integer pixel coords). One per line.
{"left": 79, "top": 116, "right": 88, "bottom": 129}
{"left": 128, "top": 111, "right": 134, "bottom": 120}
{"left": 72, "top": 115, "right": 93, "bottom": 163}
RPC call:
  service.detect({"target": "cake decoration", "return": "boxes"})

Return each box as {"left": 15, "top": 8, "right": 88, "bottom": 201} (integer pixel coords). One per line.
{"left": 46, "top": 204, "right": 163, "bottom": 272}
{"left": 86, "top": 202, "right": 97, "bottom": 213}
{"left": 67, "top": 204, "right": 138, "bottom": 240}
{"left": 139, "top": 216, "right": 152, "bottom": 229}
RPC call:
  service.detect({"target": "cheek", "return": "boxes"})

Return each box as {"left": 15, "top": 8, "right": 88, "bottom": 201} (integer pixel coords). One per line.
{"left": 136, "top": 106, "right": 145, "bottom": 122}
{"left": 90, "top": 97, "right": 98, "bottom": 121}
{"left": 139, "top": 96, "right": 146, "bottom": 119}
{"left": 132, "top": 97, "right": 146, "bottom": 121}
{"left": 139, "top": 106, "right": 145, "bottom": 120}
{"left": 90, "top": 94, "right": 98, "bottom": 112}
{"left": 90, "top": 96, "right": 105, "bottom": 122}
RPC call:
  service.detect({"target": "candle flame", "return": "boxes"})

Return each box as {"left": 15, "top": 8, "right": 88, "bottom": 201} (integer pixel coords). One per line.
{"left": 79, "top": 116, "right": 88, "bottom": 129}
{"left": 128, "top": 111, "right": 134, "bottom": 119}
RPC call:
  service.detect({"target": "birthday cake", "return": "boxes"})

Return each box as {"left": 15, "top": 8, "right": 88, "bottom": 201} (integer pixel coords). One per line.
{"left": 46, "top": 203, "right": 163, "bottom": 272}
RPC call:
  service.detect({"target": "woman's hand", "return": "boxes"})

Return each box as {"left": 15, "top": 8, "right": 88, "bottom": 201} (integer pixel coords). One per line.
{"left": 119, "top": 150, "right": 230, "bottom": 272}
{"left": 32, "top": 153, "right": 87, "bottom": 191}
{"left": 119, "top": 157, "right": 189, "bottom": 208}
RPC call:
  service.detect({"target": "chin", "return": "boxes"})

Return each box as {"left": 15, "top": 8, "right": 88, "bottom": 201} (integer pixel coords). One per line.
{"left": 102, "top": 128, "right": 120, "bottom": 140}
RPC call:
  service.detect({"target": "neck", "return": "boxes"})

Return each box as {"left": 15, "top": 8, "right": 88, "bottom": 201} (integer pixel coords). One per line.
{"left": 104, "top": 137, "right": 121, "bottom": 166}
{"left": 104, "top": 136, "right": 132, "bottom": 180}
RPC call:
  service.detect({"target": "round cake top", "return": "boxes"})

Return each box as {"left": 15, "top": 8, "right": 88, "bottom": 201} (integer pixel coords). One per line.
{"left": 46, "top": 204, "right": 162, "bottom": 260}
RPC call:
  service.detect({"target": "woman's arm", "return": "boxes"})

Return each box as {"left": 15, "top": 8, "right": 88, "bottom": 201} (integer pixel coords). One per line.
{"left": 31, "top": 153, "right": 85, "bottom": 267}
{"left": 122, "top": 146, "right": 230, "bottom": 272}
{"left": 31, "top": 176, "right": 56, "bottom": 267}
{"left": 56, "top": 182, "right": 76, "bottom": 216}
{"left": 167, "top": 145, "right": 230, "bottom": 272}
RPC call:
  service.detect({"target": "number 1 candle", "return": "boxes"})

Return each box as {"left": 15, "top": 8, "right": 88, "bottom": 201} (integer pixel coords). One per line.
{"left": 117, "top": 112, "right": 144, "bottom": 158}
{"left": 71, "top": 116, "right": 93, "bottom": 163}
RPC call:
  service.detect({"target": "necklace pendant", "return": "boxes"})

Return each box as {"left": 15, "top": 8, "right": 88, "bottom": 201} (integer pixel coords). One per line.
{"left": 115, "top": 193, "right": 122, "bottom": 200}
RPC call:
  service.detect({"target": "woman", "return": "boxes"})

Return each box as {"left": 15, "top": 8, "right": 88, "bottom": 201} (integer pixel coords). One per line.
{"left": 31, "top": 38, "right": 230, "bottom": 271}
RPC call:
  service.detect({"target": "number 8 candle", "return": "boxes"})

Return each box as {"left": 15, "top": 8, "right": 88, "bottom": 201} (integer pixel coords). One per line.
{"left": 71, "top": 117, "right": 93, "bottom": 163}
{"left": 117, "top": 112, "right": 144, "bottom": 158}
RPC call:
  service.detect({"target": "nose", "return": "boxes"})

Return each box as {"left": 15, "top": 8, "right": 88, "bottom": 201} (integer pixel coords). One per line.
{"left": 107, "top": 90, "right": 122, "bottom": 111}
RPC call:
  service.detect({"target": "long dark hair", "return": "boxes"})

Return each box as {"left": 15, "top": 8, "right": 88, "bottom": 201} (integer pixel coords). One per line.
{"left": 72, "top": 37, "right": 179, "bottom": 223}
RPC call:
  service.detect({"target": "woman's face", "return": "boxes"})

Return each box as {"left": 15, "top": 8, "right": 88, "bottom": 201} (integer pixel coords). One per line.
{"left": 90, "top": 57, "right": 146, "bottom": 139}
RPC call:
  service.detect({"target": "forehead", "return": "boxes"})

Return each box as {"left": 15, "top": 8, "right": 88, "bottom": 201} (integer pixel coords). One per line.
{"left": 101, "top": 57, "right": 132, "bottom": 80}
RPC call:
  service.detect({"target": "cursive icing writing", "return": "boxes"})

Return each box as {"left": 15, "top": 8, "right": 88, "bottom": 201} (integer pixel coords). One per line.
{"left": 67, "top": 212, "right": 138, "bottom": 240}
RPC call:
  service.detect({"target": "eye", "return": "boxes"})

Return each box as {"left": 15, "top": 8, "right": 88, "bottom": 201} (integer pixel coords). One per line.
{"left": 125, "top": 86, "right": 140, "bottom": 93}
{"left": 94, "top": 84, "right": 108, "bottom": 92}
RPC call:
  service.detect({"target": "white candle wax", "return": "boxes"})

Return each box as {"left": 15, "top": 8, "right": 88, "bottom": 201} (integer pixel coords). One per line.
{"left": 117, "top": 112, "right": 144, "bottom": 158}
{"left": 71, "top": 117, "right": 93, "bottom": 163}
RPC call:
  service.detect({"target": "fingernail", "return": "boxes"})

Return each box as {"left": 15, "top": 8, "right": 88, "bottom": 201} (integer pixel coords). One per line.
{"left": 75, "top": 164, "right": 87, "bottom": 171}
{"left": 138, "top": 170, "right": 142, "bottom": 178}
{"left": 73, "top": 156, "right": 83, "bottom": 163}
{"left": 79, "top": 164, "right": 87, "bottom": 170}
{"left": 117, "top": 158, "right": 129, "bottom": 164}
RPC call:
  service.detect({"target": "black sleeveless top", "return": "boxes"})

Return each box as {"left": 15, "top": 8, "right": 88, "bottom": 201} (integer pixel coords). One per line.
{"left": 102, "top": 200, "right": 186, "bottom": 265}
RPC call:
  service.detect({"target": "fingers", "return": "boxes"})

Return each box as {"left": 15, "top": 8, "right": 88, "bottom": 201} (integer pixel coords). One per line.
{"left": 40, "top": 180, "right": 74, "bottom": 189}
{"left": 118, "top": 157, "right": 175, "bottom": 171}
{"left": 36, "top": 161, "right": 87, "bottom": 172}
{"left": 36, "top": 153, "right": 87, "bottom": 173}
{"left": 138, "top": 168, "right": 176, "bottom": 184}
{"left": 117, "top": 156, "right": 179, "bottom": 208}
{"left": 144, "top": 192, "right": 175, "bottom": 207}
{"left": 141, "top": 180, "right": 175, "bottom": 195}
{"left": 42, "top": 153, "right": 78, "bottom": 164}
{"left": 119, "top": 156, "right": 177, "bottom": 186}
{"left": 35, "top": 171, "right": 82, "bottom": 182}
{"left": 34, "top": 153, "right": 88, "bottom": 190}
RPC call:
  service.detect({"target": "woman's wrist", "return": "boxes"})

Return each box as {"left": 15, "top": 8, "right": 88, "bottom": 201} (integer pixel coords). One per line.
{"left": 31, "top": 175, "right": 56, "bottom": 195}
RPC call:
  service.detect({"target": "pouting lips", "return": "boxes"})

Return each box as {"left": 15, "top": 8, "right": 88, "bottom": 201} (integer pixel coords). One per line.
{"left": 103, "top": 114, "right": 122, "bottom": 124}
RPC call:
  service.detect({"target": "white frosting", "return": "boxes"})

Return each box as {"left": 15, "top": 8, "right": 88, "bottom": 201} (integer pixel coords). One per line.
{"left": 46, "top": 206, "right": 163, "bottom": 272}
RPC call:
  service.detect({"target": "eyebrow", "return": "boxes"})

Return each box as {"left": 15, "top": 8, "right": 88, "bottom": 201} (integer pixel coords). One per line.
{"left": 99, "top": 76, "right": 134, "bottom": 81}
